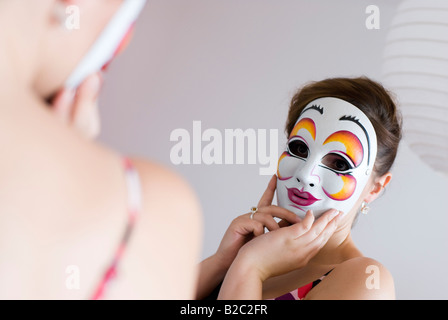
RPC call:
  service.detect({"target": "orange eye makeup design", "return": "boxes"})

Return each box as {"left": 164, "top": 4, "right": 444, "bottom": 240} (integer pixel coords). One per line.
{"left": 323, "top": 131, "right": 363, "bottom": 167}
{"left": 290, "top": 118, "right": 316, "bottom": 141}
{"left": 277, "top": 151, "right": 292, "bottom": 180}
{"left": 322, "top": 174, "right": 357, "bottom": 201}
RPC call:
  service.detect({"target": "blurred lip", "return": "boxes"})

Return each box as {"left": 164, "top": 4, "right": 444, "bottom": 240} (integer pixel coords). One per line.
{"left": 286, "top": 186, "right": 320, "bottom": 207}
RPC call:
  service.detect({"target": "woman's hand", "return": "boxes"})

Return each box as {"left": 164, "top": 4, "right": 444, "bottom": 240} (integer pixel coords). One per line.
{"left": 214, "top": 175, "right": 301, "bottom": 270}
{"left": 50, "top": 73, "right": 103, "bottom": 139}
{"left": 235, "top": 208, "right": 340, "bottom": 282}
{"left": 218, "top": 180, "right": 342, "bottom": 299}
{"left": 196, "top": 175, "right": 300, "bottom": 299}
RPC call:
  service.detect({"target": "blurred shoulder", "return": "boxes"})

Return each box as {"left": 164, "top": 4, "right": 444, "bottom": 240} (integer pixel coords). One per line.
{"left": 307, "top": 257, "right": 395, "bottom": 300}
{"left": 130, "top": 157, "right": 202, "bottom": 220}
{"left": 122, "top": 157, "right": 202, "bottom": 298}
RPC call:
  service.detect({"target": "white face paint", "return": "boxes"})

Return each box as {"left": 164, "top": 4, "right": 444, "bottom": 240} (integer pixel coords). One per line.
{"left": 276, "top": 97, "right": 377, "bottom": 219}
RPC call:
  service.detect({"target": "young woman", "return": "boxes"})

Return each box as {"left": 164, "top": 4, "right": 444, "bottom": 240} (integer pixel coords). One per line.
{"left": 0, "top": 0, "right": 201, "bottom": 299}
{"left": 197, "top": 77, "right": 402, "bottom": 300}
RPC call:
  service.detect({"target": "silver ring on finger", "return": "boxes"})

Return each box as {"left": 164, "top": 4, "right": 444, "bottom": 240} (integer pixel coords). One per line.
{"left": 250, "top": 206, "right": 258, "bottom": 220}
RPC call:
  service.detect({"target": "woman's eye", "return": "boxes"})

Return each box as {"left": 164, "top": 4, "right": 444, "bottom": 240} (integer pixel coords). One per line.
{"left": 287, "top": 140, "right": 309, "bottom": 159}
{"left": 322, "top": 154, "right": 352, "bottom": 172}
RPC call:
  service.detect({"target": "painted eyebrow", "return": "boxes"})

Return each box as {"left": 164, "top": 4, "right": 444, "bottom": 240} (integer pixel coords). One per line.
{"left": 339, "top": 115, "right": 371, "bottom": 166}
{"left": 300, "top": 104, "right": 324, "bottom": 116}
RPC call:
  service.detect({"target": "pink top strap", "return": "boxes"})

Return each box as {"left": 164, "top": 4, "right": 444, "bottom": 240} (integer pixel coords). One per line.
{"left": 91, "top": 157, "right": 142, "bottom": 300}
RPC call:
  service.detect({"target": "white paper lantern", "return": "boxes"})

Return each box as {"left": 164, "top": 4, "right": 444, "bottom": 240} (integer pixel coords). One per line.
{"left": 382, "top": 0, "right": 448, "bottom": 174}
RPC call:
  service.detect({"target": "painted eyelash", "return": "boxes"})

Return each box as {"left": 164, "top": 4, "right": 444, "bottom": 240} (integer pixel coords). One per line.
{"left": 309, "top": 104, "right": 324, "bottom": 114}
{"left": 299, "top": 104, "right": 324, "bottom": 116}
{"left": 340, "top": 115, "right": 361, "bottom": 123}
{"left": 318, "top": 164, "right": 354, "bottom": 176}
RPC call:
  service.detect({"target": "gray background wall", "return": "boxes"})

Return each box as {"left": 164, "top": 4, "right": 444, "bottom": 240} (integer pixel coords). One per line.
{"left": 98, "top": 0, "right": 448, "bottom": 299}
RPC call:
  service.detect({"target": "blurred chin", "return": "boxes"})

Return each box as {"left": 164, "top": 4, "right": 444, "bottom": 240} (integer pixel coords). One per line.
{"left": 34, "top": 66, "right": 67, "bottom": 102}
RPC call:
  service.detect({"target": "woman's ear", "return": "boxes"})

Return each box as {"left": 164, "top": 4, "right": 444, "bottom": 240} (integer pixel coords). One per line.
{"left": 364, "top": 172, "right": 392, "bottom": 204}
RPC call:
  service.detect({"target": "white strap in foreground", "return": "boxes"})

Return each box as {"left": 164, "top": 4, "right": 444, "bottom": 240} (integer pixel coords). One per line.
{"left": 65, "top": 0, "right": 147, "bottom": 89}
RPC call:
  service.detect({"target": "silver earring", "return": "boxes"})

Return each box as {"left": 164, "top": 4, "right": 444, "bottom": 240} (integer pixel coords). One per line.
{"left": 361, "top": 201, "right": 370, "bottom": 215}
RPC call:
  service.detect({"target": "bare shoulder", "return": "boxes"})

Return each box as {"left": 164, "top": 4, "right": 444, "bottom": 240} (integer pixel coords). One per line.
{"left": 131, "top": 157, "right": 202, "bottom": 225}
{"left": 306, "top": 257, "right": 395, "bottom": 300}
{"left": 118, "top": 157, "right": 203, "bottom": 299}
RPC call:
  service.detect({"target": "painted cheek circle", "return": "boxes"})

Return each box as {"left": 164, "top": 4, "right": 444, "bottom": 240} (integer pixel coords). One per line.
{"left": 322, "top": 174, "right": 357, "bottom": 201}
{"left": 277, "top": 151, "right": 292, "bottom": 180}
{"left": 323, "top": 130, "right": 364, "bottom": 167}
{"left": 290, "top": 118, "right": 316, "bottom": 141}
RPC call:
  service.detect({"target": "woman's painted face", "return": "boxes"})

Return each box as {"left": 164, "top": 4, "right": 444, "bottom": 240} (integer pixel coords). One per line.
{"left": 276, "top": 97, "right": 377, "bottom": 219}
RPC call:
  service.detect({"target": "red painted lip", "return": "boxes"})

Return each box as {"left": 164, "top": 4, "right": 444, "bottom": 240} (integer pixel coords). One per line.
{"left": 286, "top": 186, "right": 320, "bottom": 207}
